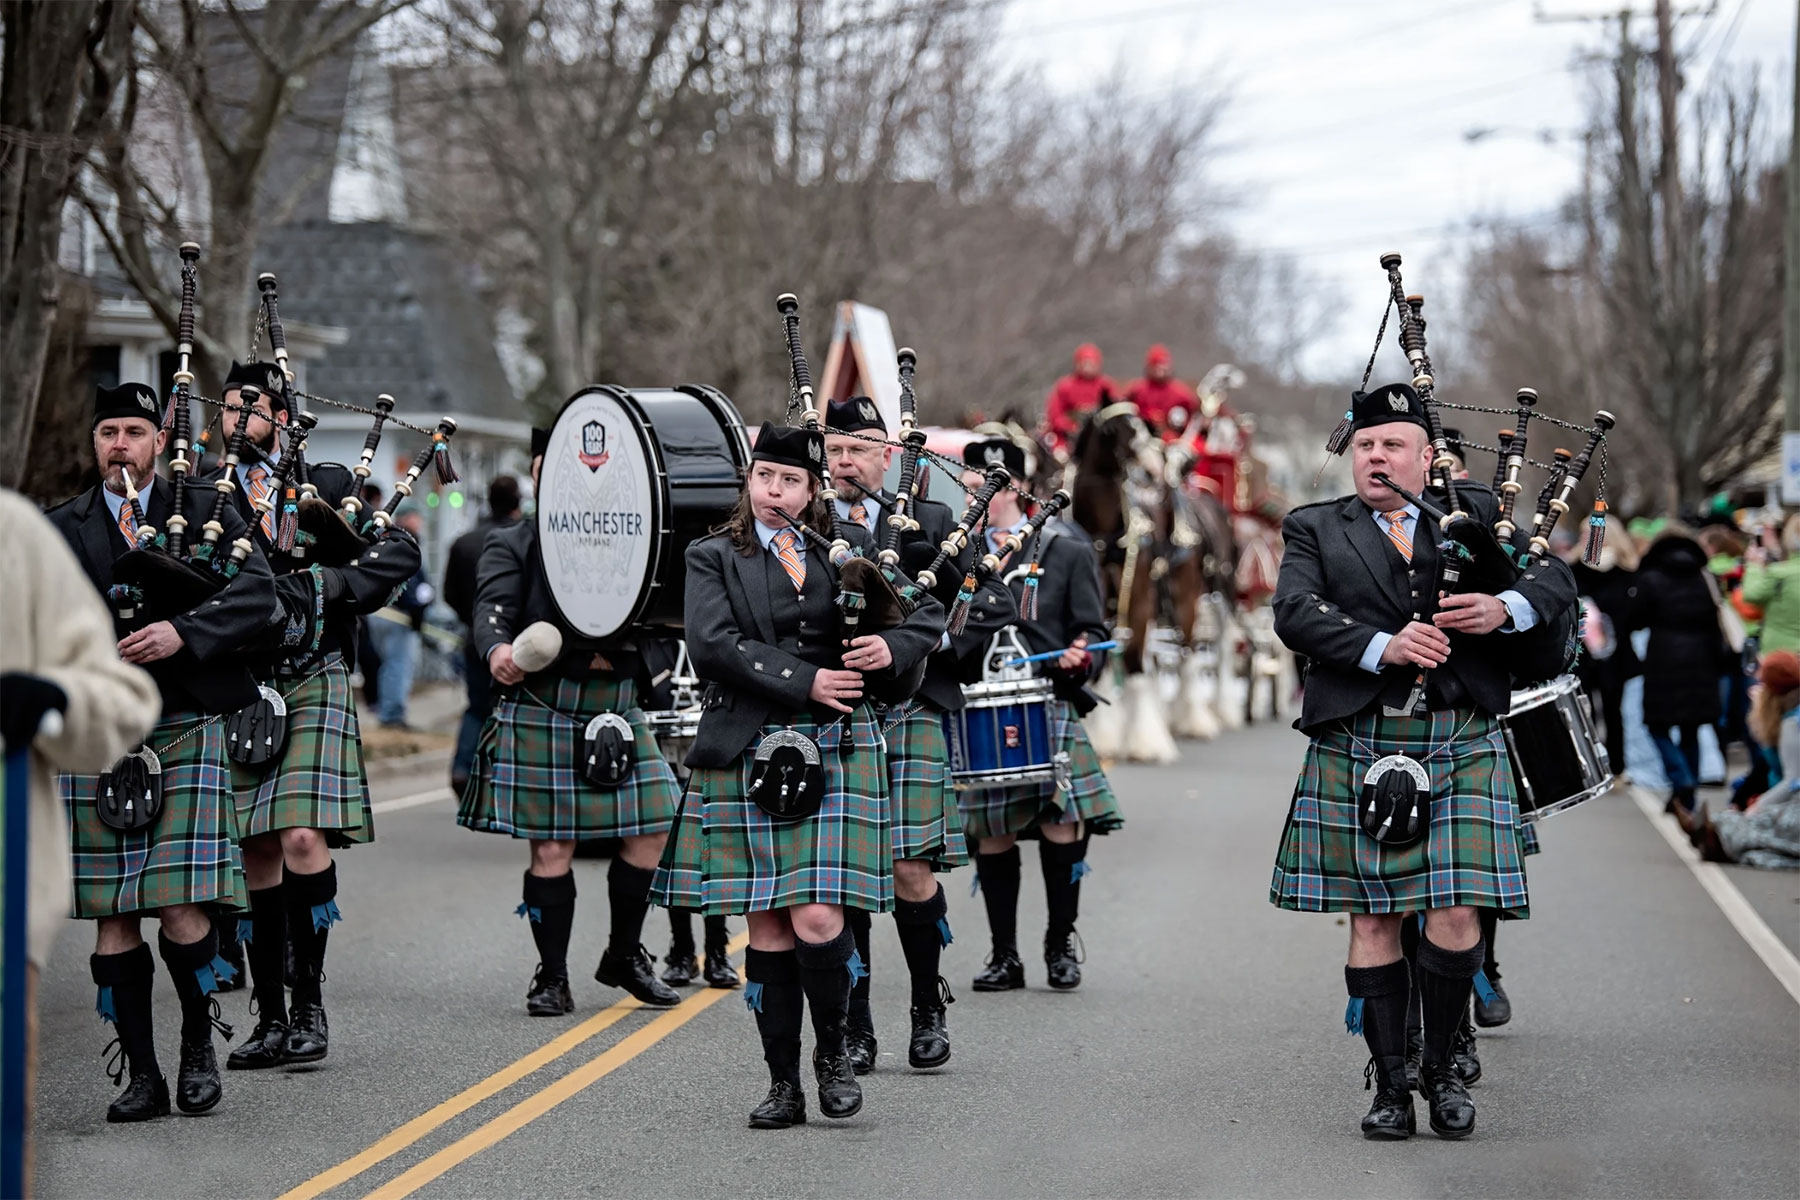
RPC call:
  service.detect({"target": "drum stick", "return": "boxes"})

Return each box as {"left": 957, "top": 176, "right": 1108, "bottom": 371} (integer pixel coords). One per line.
{"left": 1002, "top": 639, "right": 1118, "bottom": 667}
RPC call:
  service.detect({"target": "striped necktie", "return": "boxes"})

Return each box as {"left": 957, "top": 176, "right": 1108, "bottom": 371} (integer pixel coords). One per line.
{"left": 772, "top": 529, "right": 806, "bottom": 591}
{"left": 247, "top": 463, "right": 274, "bottom": 541}
{"left": 1382, "top": 510, "right": 1412, "bottom": 562}
{"left": 116, "top": 499, "right": 137, "bottom": 544}
{"left": 848, "top": 501, "right": 868, "bottom": 527}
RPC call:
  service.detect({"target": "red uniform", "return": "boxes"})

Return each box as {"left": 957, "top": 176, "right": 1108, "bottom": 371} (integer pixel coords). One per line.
{"left": 1124, "top": 376, "right": 1199, "bottom": 437}
{"left": 1044, "top": 372, "right": 1116, "bottom": 445}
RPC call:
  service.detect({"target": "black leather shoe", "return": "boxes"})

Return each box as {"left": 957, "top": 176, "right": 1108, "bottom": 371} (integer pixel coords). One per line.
{"left": 526, "top": 966, "right": 574, "bottom": 1017}
{"left": 595, "top": 946, "right": 682, "bottom": 1007}
{"left": 1045, "top": 930, "right": 1083, "bottom": 991}
{"left": 175, "top": 1037, "right": 223, "bottom": 1114}
{"left": 216, "top": 936, "right": 245, "bottom": 993}
{"left": 1421, "top": 1062, "right": 1476, "bottom": 1138}
{"left": 226, "top": 1018, "right": 290, "bottom": 1070}
{"left": 748, "top": 1080, "right": 807, "bottom": 1129}
{"left": 813, "top": 1050, "right": 864, "bottom": 1119}
{"left": 1473, "top": 974, "right": 1512, "bottom": 1028}
{"left": 661, "top": 950, "right": 700, "bottom": 987}
{"left": 1451, "top": 1014, "right": 1481, "bottom": 1086}
{"left": 1404, "top": 1029, "right": 1424, "bottom": 1093}
{"left": 702, "top": 948, "right": 740, "bottom": 989}
{"left": 972, "top": 951, "right": 1025, "bottom": 992}
{"left": 908, "top": 1006, "right": 951, "bottom": 1069}
{"left": 1360, "top": 1057, "right": 1415, "bottom": 1139}
{"left": 284, "top": 1003, "right": 329, "bottom": 1064}
{"left": 844, "top": 1023, "right": 878, "bottom": 1075}
{"left": 107, "top": 1071, "right": 171, "bottom": 1123}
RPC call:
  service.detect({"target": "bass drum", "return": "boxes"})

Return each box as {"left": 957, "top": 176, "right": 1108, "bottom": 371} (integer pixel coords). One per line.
{"left": 537, "top": 385, "right": 748, "bottom": 638}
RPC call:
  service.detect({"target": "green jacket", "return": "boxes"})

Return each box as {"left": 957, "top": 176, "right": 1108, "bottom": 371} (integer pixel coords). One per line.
{"left": 1741, "top": 558, "right": 1800, "bottom": 654}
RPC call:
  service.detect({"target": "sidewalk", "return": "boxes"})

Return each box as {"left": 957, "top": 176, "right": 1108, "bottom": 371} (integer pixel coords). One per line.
{"left": 357, "top": 679, "right": 463, "bottom": 781}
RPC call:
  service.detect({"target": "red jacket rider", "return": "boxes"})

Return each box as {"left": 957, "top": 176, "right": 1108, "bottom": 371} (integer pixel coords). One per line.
{"left": 1042, "top": 343, "right": 1115, "bottom": 456}
{"left": 1124, "top": 344, "right": 1199, "bottom": 438}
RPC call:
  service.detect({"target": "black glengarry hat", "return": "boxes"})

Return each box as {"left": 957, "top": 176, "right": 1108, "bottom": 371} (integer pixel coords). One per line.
{"left": 825, "top": 395, "right": 886, "bottom": 436}
{"left": 963, "top": 437, "right": 1026, "bottom": 480}
{"left": 93, "top": 382, "right": 161, "bottom": 429}
{"left": 224, "top": 360, "right": 288, "bottom": 412}
{"left": 530, "top": 426, "right": 550, "bottom": 460}
{"left": 1325, "top": 381, "right": 1429, "bottom": 455}
{"left": 752, "top": 422, "right": 824, "bottom": 473}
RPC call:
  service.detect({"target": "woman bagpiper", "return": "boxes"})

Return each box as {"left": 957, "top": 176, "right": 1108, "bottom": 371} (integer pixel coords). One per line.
{"left": 651, "top": 422, "right": 944, "bottom": 1129}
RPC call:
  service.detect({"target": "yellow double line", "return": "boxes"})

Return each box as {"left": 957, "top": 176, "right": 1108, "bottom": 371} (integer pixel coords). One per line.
{"left": 277, "top": 933, "right": 749, "bottom": 1200}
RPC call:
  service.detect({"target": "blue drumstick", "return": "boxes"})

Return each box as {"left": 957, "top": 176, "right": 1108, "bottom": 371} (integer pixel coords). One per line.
{"left": 1002, "top": 639, "right": 1118, "bottom": 668}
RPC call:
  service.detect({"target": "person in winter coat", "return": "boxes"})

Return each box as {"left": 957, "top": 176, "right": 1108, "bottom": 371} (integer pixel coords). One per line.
{"left": 1740, "top": 514, "right": 1800, "bottom": 656}
{"left": 1624, "top": 527, "right": 1732, "bottom": 815}
{"left": 1571, "top": 514, "right": 1642, "bottom": 777}
{"left": 1, "top": 488, "right": 159, "bottom": 1192}
{"left": 1683, "top": 650, "right": 1800, "bottom": 869}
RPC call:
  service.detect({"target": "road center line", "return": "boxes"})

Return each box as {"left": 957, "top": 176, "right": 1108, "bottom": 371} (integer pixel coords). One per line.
{"left": 362, "top": 967, "right": 746, "bottom": 1200}
{"left": 276, "top": 932, "right": 749, "bottom": 1200}
{"left": 1629, "top": 786, "right": 1800, "bottom": 1005}
{"left": 370, "top": 787, "right": 453, "bottom": 815}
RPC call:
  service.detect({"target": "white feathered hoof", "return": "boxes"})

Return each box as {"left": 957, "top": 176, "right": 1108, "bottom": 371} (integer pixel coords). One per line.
{"left": 1120, "top": 673, "right": 1180, "bottom": 763}
{"left": 1215, "top": 622, "right": 1246, "bottom": 732}
{"left": 1170, "top": 657, "right": 1219, "bottom": 741}
{"left": 1084, "top": 672, "right": 1124, "bottom": 760}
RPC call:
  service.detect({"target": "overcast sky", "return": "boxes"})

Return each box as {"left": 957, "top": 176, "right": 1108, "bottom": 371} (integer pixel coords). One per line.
{"left": 995, "top": 0, "right": 1795, "bottom": 382}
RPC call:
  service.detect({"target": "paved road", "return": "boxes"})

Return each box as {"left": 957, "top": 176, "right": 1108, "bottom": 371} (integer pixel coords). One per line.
{"left": 33, "top": 721, "right": 1800, "bottom": 1199}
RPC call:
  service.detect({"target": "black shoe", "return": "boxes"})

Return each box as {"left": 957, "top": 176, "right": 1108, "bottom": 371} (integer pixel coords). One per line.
{"left": 106, "top": 1071, "right": 171, "bottom": 1123}
{"left": 702, "top": 948, "right": 740, "bottom": 989}
{"left": 216, "top": 937, "right": 245, "bottom": 994}
{"left": 1404, "top": 1029, "right": 1424, "bottom": 1093}
{"left": 1473, "top": 974, "right": 1512, "bottom": 1028}
{"left": 1360, "top": 1057, "right": 1415, "bottom": 1139}
{"left": 284, "top": 1003, "right": 329, "bottom": 1064}
{"left": 595, "top": 945, "right": 682, "bottom": 1008}
{"left": 175, "top": 1036, "right": 223, "bottom": 1114}
{"left": 1451, "top": 1015, "right": 1482, "bottom": 1086}
{"left": 748, "top": 1080, "right": 807, "bottom": 1129}
{"left": 661, "top": 950, "right": 700, "bottom": 987}
{"left": 1420, "top": 1062, "right": 1476, "bottom": 1139}
{"left": 844, "top": 1024, "right": 878, "bottom": 1076}
{"left": 972, "top": 950, "right": 1024, "bottom": 992}
{"left": 526, "top": 966, "right": 574, "bottom": 1017}
{"left": 226, "top": 1018, "right": 290, "bottom": 1070}
{"left": 908, "top": 1009, "right": 951, "bottom": 1069}
{"left": 813, "top": 1050, "right": 864, "bottom": 1119}
{"left": 1045, "top": 929, "right": 1083, "bottom": 991}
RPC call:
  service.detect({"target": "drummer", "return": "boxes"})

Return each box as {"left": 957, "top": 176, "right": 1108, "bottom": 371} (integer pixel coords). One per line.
{"left": 824, "top": 397, "right": 1018, "bottom": 1073}
{"left": 650, "top": 421, "right": 944, "bottom": 1129}
{"left": 457, "top": 426, "right": 685, "bottom": 1016}
{"left": 957, "top": 437, "right": 1123, "bottom": 994}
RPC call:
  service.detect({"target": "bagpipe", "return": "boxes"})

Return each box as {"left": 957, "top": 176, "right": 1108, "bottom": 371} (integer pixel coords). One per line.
{"left": 1355, "top": 252, "right": 1614, "bottom": 689}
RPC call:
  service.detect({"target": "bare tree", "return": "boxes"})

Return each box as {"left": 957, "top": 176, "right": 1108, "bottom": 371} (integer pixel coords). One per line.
{"left": 0, "top": 0, "right": 135, "bottom": 487}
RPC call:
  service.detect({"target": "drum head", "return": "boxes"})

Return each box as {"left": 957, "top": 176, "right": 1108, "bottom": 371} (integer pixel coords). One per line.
{"left": 537, "top": 387, "right": 668, "bottom": 639}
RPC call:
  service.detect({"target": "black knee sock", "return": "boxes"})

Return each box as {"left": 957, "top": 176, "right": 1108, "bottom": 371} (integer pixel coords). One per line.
{"left": 285, "top": 861, "right": 339, "bottom": 1008}
{"left": 893, "top": 883, "right": 951, "bottom": 1010}
{"left": 974, "top": 847, "right": 1021, "bottom": 956}
{"left": 158, "top": 926, "right": 230, "bottom": 1044}
{"left": 1038, "top": 835, "right": 1090, "bottom": 942}
{"left": 703, "top": 915, "right": 730, "bottom": 958}
{"left": 1479, "top": 909, "right": 1499, "bottom": 978}
{"left": 845, "top": 906, "right": 873, "bottom": 1030}
{"left": 743, "top": 948, "right": 803, "bottom": 1088}
{"left": 92, "top": 944, "right": 158, "bottom": 1079}
{"left": 522, "top": 870, "right": 577, "bottom": 979}
{"left": 1400, "top": 913, "right": 1423, "bottom": 1042}
{"left": 1345, "top": 958, "right": 1410, "bottom": 1077}
{"left": 1416, "top": 936, "right": 1486, "bottom": 1067}
{"left": 794, "top": 926, "right": 856, "bottom": 1059}
{"left": 606, "top": 858, "right": 654, "bottom": 957}
{"left": 667, "top": 907, "right": 696, "bottom": 957}
{"left": 244, "top": 882, "right": 289, "bottom": 1024}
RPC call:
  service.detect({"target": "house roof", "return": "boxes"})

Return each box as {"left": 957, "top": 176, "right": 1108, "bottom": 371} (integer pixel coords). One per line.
{"left": 253, "top": 221, "right": 519, "bottom": 424}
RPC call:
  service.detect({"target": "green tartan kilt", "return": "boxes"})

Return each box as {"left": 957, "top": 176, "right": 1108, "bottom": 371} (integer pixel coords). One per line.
{"left": 60, "top": 713, "right": 247, "bottom": 918}
{"left": 1519, "top": 813, "right": 1542, "bottom": 857}
{"left": 1270, "top": 708, "right": 1530, "bottom": 917}
{"left": 956, "top": 699, "right": 1124, "bottom": 841}
{"left": 458, "top": 675, "right": 680, "bottom": 841}
{"left": 231, "top": 655, "right": 372, "bottom": 844}
{"left": 878, "top": 701, "right": 967, "bottom": 871}
{"left": 650, "top": 707, "right": 893, "bottom": 915}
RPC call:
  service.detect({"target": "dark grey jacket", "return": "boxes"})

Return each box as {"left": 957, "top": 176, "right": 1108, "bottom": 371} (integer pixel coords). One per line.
{"left": 1273, "top": 481, "right": 1578, "bottom": 732}
{"left": 683, "top": 528, "right": 945, "bottom": 767}
{"left": 991, "top": 521, "right": 1111, "bottom": 713}
{"left": 888, "top": 496, "right": 1018, "bottom": 712}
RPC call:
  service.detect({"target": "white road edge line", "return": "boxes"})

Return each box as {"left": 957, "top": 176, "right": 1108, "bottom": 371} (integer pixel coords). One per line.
{"left": 371, "top": 787, "right": 453, "bottom": 815}
{"left": 1628, "top": 785, "right": 1800, "bottom": 1006}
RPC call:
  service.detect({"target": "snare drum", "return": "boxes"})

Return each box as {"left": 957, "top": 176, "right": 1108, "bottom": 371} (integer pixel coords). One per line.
{"left": 944, "top": 676, "right": 1063, "bottom": 790}
{"left": 1500, "top": 674, "right": 1613, "bottom": 822}
{"left": 645, "top": 708, "right": 701, "bottom": 777}
{"left": 643, "top": 640, "right": 703, "bottom": 777}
